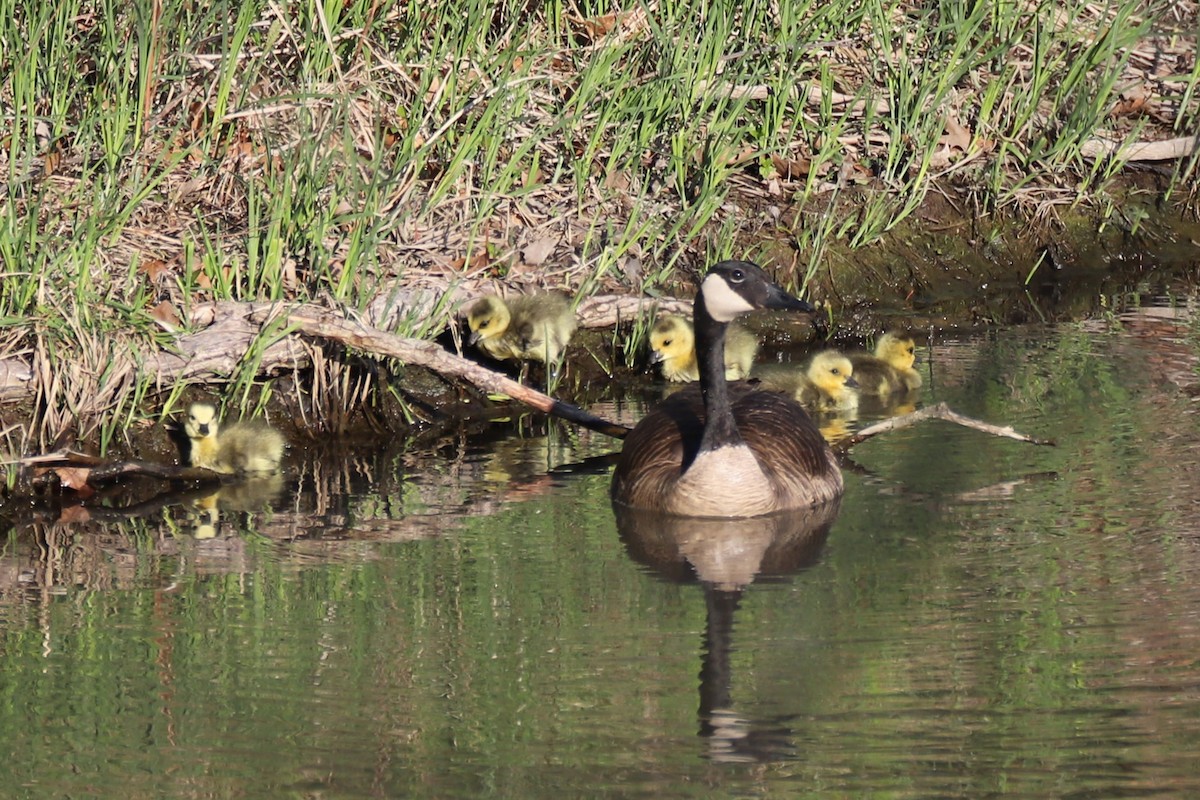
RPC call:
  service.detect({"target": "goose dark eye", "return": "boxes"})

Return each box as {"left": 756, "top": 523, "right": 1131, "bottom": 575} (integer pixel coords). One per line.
{"left": 730, "top": 268, "right": 745, "bottom": 282}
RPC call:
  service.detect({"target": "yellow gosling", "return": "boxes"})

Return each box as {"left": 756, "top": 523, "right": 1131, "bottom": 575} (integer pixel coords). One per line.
{"left": 466, "top": 293, "right": 577, "bottom": 366}
{"left": 754, "top": 350, "right": 859, "bottom": 413}
{"left": 184, "top": 403, "right": 285, "bottom": 476}
{"left": 850, "top": 331, "right": 922, "bottom": 395}
{"left": 649, "top": 314, "right": 758, "bottom": 382}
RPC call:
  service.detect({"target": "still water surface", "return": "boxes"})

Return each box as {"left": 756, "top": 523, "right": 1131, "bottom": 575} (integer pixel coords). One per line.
{"left": 3, "top": 304, "right": 1200, "bottom": 798}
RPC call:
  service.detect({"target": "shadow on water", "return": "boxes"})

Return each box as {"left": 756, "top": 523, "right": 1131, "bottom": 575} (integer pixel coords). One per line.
{"left": 616, "top": 501, "right": 841, "bottom": 763}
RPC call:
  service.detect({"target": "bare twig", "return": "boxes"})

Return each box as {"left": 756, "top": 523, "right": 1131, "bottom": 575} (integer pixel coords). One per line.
{"left": 840, "top": 402, "right": 1055, "bottom": 448}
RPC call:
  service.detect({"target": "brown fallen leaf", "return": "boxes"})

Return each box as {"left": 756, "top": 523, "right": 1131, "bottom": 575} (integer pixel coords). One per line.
{"left": 54, "top": 466, "right": 93, "bottom": 491}
{"left": 59, "top": 505, "right": 93, "bottom": 523}
{"left": 522, "top": 236, "right": 557, "bottom": 266}
{"left": 942, "top": 114, "right": 972, "bottom": 152}
{"left": 140, "top": 257, "right": 170, "bottom": 283}
{"left": 150, "top": 300, "right": 181, "bottom": 329}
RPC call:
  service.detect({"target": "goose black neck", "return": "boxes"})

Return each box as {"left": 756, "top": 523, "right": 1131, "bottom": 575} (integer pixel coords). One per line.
{"left": 694, "top": 292, "right": 742, "bottom": 451}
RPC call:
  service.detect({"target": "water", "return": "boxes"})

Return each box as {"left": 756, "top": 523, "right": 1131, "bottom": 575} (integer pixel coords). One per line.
{"left": 4, "top": 301, "right": 1200, "bottom": 798}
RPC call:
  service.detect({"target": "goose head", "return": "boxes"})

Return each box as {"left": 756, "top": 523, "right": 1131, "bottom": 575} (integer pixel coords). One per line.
{"left": 875, "top": 331, "right": 917, "bottom": 370}
{"left": 466, "top": 296, "right": 512, "bottom": 345}
{"left": 648, "top": 315, "right": 695, "bottom": 366}
{"left": 184, "top": 403, "right": 220, "bottom": 441}
{"left": 698, "top": 261, "right": 813, "bottom": 322}
{"left": 807, "top": 351, "right": 858, "bottom": 397}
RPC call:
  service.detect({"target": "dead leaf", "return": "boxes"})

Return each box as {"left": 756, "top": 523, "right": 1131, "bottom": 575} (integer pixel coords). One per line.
{"left": 42, "top": 139, "right": 64, "bottom": 177}
{"left": 770, "top": 154, "right": 812, "bottom": 180}
{"left": 942, "top": 114, "right": 972, "bottom": 152}
{"left": 150, "top": 301, "right": 181, "bottom": 328}
{"left": 54, "top": 466, "right": 92, "bottom": 491}
{"left": 1112, "top": 87, "right": 1149, "bottom": 118}
{"left": 467, "top": 248, "right": 491, "bottom": 272}
{"left": 140, "top": 258, "right": 170, "bottom": 283}
{"left": 522, "top": 236, "right": 557, "bottom": 266}
{"left": 59, "top": 504, "right": 93, "bottom": 522}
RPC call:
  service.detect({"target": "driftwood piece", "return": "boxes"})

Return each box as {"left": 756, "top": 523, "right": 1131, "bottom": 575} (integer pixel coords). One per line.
{"left": 1079, "top": 134, "right": 1198, "bottom": 162}
{"left": 252, "top": 305, "right": 633, "bottom": 439}
{"left": 574, "top": 294, "right": 691, "bottom": 328}
{"left": 21, "top": 450, "right": 226, "bottom": 485}
{"left": 840, "top": 402, "right": 1055, "bottom": 449}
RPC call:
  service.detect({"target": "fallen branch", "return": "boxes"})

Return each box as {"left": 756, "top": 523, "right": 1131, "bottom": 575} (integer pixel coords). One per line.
{"left": 1080, "top": 134, "right": 1198, "bottom": 162}
{"left": 21, "top": 449, "right": 226, "bottom": 489}
{"left": 839, "top": 402, "right": 1054, "bottom": 448}
{"left": 254, "top": 306, "right": 633, "bottom": 439}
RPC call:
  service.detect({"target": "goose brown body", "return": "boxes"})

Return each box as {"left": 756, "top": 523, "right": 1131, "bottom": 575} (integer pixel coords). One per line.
{"left": 612, "top": 382, "right": 843, "bottom": 516}
{"left": 611, "top": 260, "right": 843, "bottom": 518}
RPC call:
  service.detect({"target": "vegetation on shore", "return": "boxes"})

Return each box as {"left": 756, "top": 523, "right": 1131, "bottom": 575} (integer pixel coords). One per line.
{"left": 1, "top": 0, "right": 1197, "bottom": 456}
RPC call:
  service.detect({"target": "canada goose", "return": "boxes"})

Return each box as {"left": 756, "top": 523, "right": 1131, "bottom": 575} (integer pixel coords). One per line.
{"left": 649, "top": 315, "right": 759, "bottom": 382}
{"left": 753, "top": 350, "right": 859, "bottom": 413}
{"left": 611, "top": 260, "right": 842, "bottom": 517}
{"left": 184, "top": 403, "right": 285, "bottom": 476}
{"left": 466, "top": 293, "right": 577, "bottom": 366}
{"left": 849, "top": 331, "right": 922, "bottom": 395}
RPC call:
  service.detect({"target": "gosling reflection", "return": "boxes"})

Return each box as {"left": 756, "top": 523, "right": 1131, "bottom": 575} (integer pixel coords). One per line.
{"left": 614, "top": 501, "right": 840, "bottom": 763}
{"left": 189, "top": 474, "right": 285, "bottom": 539}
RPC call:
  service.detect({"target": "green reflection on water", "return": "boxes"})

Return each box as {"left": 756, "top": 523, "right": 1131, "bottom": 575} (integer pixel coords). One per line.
{"left": 3, "top": 318, "right": 1200, "bottom": 798}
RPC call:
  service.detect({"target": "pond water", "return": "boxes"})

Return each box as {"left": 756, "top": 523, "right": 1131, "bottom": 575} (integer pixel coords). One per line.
{"left": 3, "top": 298, "right": 1200, "bottom": 798}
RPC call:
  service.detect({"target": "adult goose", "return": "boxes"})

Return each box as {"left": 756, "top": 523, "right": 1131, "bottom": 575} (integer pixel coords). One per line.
{"left": 611, "top": 261, "right": 843, "bottom": 517}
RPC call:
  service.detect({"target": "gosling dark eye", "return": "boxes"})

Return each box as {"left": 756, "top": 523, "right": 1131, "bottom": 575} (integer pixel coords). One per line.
{"left": 663, "top": 339, "right": 672, "bottom": 346}
{"left": 831, "top": 368, "right": 841, "bottom": 375}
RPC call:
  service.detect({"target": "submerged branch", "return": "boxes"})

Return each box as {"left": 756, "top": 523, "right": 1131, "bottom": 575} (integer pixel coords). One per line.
{"left": 839, "top": 402, "right": 1055, "bottom": 449}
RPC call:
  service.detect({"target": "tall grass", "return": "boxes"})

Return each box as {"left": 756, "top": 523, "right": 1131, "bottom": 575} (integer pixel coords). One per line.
{"left": 0, "top": 0, "right": 1196, "bottom": 447}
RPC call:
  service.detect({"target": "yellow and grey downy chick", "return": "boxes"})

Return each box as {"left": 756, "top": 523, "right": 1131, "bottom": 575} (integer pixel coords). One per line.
{"left": 849, "top": 331, "right": 922, "bottom": 395}
{"left": 648, "top": 314, "right": 758, "bottom": 382}
{"left": 754, "top": 350, "right": 859, "bottom": 413}
{"left": 467, "top": 293, "right": 578, "bottom": 365}
{"left": 184, "top": 403, "right": 285, "bottom": 476}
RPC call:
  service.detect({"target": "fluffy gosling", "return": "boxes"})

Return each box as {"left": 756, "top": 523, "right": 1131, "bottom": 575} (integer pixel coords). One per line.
{"left": 649, "top": 314, "right": 758, "bottom": 382}
{"left": 466, "top": 293, "right": 577, "bottom": 367}
{"left": 850, "top": 331, "right": 922, "bottom": 395}
{"left": 184, "top": 403, "right": 285, "bottom": 476}
{"left": 754, "top": 350, "right": 859, "bottom": 413}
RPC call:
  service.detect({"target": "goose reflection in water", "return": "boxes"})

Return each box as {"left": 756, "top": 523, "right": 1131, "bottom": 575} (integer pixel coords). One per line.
{"left": 614, "top": 500, "right": 840, "bottom": 763}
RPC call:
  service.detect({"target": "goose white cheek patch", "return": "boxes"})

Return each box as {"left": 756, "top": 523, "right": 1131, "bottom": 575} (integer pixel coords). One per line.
{"left": 701, "top": 275, "right": 755, "bottom": 322}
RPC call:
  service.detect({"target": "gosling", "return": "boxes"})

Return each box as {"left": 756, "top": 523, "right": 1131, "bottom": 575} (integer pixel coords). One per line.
{"left": 184, "top": 403, "right": 285, "bottom": 476}
{"left": 754, "top": 350, "right": 859, "bottom": 413}
{"left": 649, "top": 314, "right": 758, "bottom": 382}
{"left": 466, "top": 293, "right": 577, "bottom": 367}
{"left": 849, "top": 331, "right": 922, "bottom": 395}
